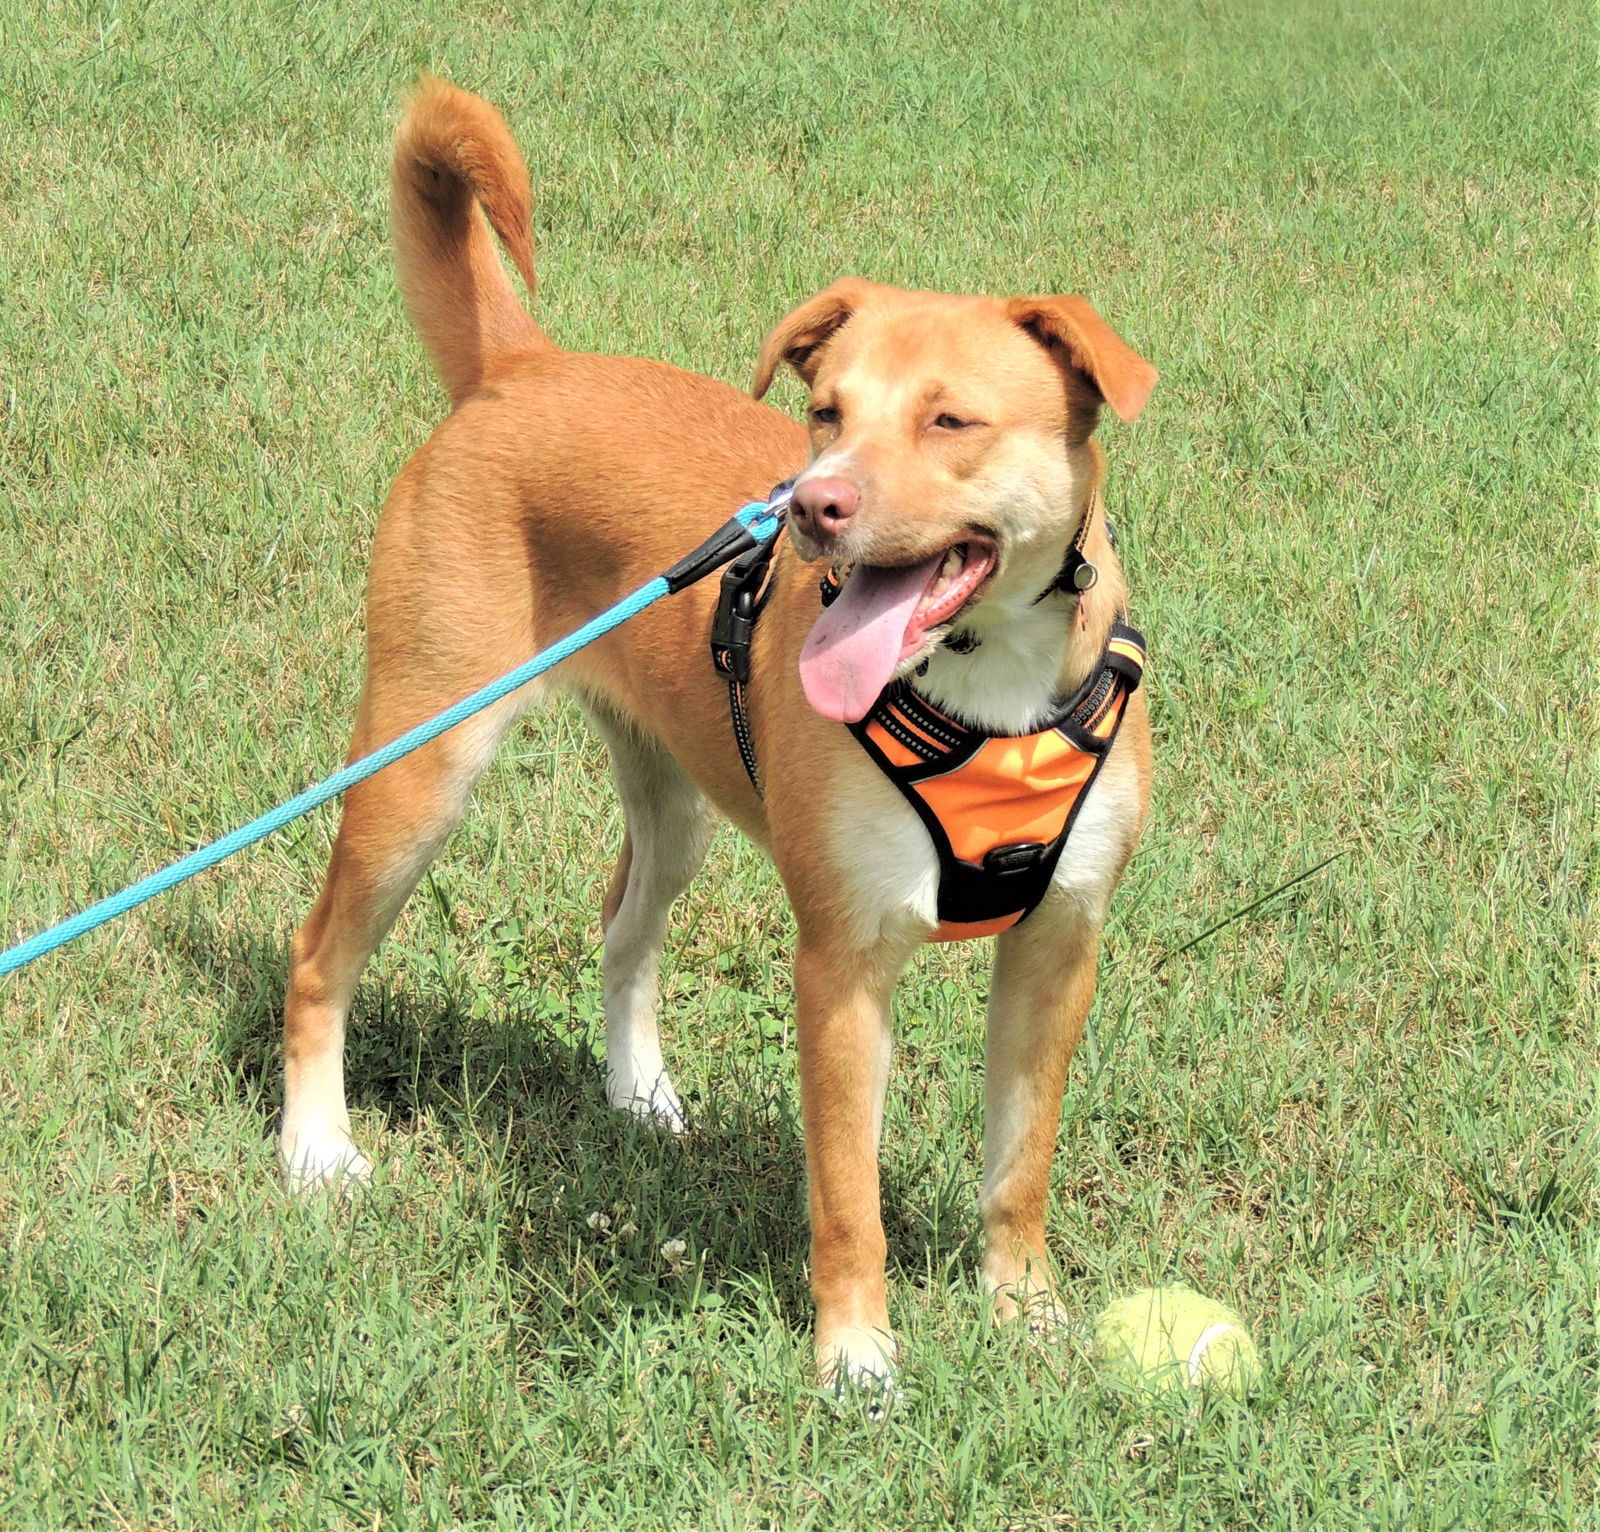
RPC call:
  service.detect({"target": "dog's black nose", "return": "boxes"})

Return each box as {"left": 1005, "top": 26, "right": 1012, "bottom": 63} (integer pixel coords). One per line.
{"left": 790, "top": 476, "right": 859, "bottom": 540}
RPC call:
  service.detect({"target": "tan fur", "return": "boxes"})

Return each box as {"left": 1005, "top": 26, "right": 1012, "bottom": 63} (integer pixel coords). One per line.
{"left": 283, "top": 80, "right": 1156, "bottom": 1386}
{"left": 391, "top": 76, "right": 548, "bottom": 403}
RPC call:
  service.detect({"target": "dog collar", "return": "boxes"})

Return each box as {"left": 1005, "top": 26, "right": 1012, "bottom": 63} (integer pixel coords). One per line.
{"left": 1031, "top": 489, "right": 1107, "bottom": 605}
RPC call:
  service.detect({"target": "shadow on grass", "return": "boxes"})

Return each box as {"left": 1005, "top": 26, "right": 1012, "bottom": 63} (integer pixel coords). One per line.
{"left": 157, "top": 918, "right": 975, "bottom": 1334}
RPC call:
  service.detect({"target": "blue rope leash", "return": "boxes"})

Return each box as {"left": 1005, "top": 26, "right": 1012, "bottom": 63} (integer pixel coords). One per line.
{"left": 0, "top": 495, "right": 788, "bottom": 980}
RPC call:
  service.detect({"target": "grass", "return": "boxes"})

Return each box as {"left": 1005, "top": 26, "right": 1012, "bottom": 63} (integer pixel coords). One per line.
{"left": 0, "top": 0, "right": 1594, "bottom": 1525}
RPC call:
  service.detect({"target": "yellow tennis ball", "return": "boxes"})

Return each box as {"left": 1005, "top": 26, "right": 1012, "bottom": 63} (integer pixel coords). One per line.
{"left": 1094, "top": 1285, "right": 1261, "bottom": 1397}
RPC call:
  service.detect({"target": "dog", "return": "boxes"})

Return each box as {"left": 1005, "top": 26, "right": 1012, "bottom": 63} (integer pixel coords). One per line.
{"left": 281, "top": 78, "right": 1156, "bottom": 1387}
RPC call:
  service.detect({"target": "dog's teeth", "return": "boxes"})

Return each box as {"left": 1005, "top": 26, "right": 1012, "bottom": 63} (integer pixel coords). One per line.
{"left": 927, "top": 546, "right": 966, "bottom": 603}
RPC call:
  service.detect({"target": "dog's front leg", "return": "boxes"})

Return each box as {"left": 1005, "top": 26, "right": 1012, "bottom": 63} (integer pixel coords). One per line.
{"left": 979, "top": 910, "right": 1101, "bottom": 1326}
{"left": 792, "top": 937, "right": 909, "bottom": 1386}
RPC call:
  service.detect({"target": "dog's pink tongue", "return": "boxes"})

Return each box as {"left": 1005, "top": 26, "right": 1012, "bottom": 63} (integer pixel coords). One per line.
{"left": 799, "top": 556, "right": 942, "bottom": 722}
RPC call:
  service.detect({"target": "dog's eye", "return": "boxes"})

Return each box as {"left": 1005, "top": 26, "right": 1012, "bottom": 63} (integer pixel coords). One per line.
{"left": 933, "top": 413, "right": 978, "bottom": 431}
{"left": 810, "top": 405, "right": 840, "bottom": 426}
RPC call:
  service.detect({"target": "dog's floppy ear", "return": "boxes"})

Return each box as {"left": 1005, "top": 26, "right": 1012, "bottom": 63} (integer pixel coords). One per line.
{"left": 752, "top": 278, "right": 879, "bottom": 399}
{"left": 1006, "top": 295, "right": 1158, "bottom": 422}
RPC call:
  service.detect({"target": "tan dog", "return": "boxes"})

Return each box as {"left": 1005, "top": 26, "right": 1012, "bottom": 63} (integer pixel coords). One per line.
{"left": 282, "top": 79, "right": 1156, "bottom": 1386}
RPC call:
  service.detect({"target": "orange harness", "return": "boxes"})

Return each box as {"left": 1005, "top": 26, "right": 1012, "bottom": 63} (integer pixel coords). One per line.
{"left": 711, "top": 520, "right": 1145, "bottom": 943}
{"left": 848, "top": 624, "right": 1144, "bottom": 940}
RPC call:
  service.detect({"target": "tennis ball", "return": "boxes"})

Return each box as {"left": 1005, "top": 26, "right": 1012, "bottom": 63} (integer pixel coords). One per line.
{"left": 1094, "top": 1285, "right": 1261, "bottom": 1397}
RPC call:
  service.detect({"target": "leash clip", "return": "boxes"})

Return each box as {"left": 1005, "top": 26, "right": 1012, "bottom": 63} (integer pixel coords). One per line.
{"left": 710, "top": 526, "right": 782, "bottom": 685}
{"left": 710, "top": 575, "right": 758, "bottom": 682}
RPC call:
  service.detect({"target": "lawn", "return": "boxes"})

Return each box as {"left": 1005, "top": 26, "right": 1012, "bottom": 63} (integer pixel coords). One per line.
{"left": 0, "top": 0, "right": 1594, "bottom": 1526}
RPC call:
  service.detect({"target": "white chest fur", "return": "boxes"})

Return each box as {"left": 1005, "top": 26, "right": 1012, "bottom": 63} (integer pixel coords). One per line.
{"left": 822, "top": 762, "right": 944, "bottom": 950}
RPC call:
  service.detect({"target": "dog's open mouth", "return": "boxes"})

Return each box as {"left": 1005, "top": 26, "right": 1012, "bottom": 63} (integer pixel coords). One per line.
{"left": 799, "top": 539, "right": 998, "bottom": 723}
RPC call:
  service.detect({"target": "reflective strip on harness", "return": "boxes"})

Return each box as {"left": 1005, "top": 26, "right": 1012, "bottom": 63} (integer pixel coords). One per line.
{"left": 849, "top": 621, "right": 1144, "bottom": 942}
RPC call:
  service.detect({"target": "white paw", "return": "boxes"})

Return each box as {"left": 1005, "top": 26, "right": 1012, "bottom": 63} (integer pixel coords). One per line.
{"left": 280, "top": 1127, "right": 373, "bottom": 1196}
{"left": 606, "top": 1067, "right": 688, "bottom": 1135}
{"left": 819, "top": 1326, "right": 899, "bottom": 1396}
{"left": 990, "top": 1280, "right": 1070, "bottom": 1337}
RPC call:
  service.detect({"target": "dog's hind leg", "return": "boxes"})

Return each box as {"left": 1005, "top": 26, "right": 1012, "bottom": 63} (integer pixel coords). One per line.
{"left": 588, "top": 709, "right": 714, "bottom": 1132}
{"left": 281, "top": 692, "right": 522, "bottom": 1193}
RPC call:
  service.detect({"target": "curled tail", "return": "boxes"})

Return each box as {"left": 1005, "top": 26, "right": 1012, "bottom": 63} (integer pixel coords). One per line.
{"left": 391, "top": 77, "right": 551, "bottom": 405}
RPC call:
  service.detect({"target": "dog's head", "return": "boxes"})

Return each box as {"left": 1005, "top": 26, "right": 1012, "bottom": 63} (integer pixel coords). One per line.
{"left": 753, "top": 279, "right": 1157, "bottom": 721}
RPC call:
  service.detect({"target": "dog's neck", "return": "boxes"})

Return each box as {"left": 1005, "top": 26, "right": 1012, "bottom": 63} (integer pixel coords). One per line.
{"left": 914, "top": 508, "right": 1125, "bottom": 736}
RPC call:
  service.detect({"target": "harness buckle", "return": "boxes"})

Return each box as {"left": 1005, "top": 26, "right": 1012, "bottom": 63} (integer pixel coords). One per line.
{"left": 710, "top": 538, "right": 777, "bottom": 684}
{"left": 981, "top": 841, "right": 1049, "bottom": 877}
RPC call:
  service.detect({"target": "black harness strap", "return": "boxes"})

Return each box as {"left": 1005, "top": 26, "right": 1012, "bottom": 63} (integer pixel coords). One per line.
{"left": 709, "top": 526, "right": 783, "bottom": 794}
{"left": 709, "top": 483, "right": 1144, "bottom": 937}
{"left": 711, "top": 492, "right": 1128, "bottom": 800}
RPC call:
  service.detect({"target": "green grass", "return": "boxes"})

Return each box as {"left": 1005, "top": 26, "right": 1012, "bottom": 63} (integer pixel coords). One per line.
{"left": 1, "top": 0, "right": 1594, "bottom": 1525}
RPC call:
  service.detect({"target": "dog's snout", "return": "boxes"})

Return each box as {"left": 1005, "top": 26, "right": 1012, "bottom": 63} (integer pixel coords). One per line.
{"left": 791, "top": 476, "right": 860, "bottom": 539}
